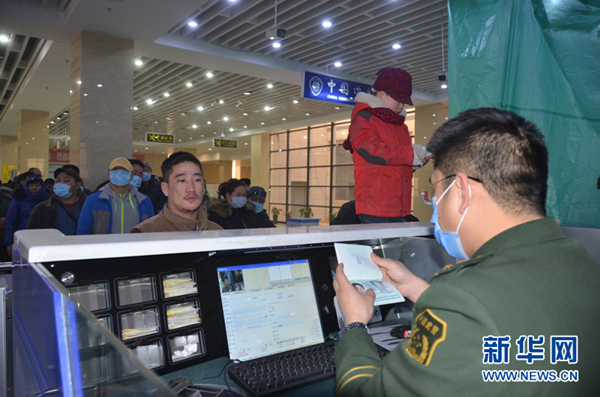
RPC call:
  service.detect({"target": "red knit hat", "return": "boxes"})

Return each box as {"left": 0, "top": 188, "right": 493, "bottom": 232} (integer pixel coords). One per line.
{"left": 372, "top": 68, "right": 413, "bottom": 106}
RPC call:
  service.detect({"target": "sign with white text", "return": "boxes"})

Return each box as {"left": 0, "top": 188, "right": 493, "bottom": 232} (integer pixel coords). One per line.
{"left": 302, "top": 71, "right": 372, "bottom": 106}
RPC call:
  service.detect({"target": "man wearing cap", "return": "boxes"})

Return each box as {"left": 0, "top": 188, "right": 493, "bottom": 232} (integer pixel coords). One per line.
{"left": 77, "top": 157, "right": 155, "bottom": 235}
{"left": 27, "top": 167, "right": 87, "bottom": 235}
{"left": 247, "top": 186, "right": 275, "bottom": 228}
{"left": 130, "top": 152, "right": 221, "bottom": 233}
{"left": 139, "top": 161, "right": 166, "bottom": 213}
{"left": 344, "top": 68, "right": 431, "bottom": 223}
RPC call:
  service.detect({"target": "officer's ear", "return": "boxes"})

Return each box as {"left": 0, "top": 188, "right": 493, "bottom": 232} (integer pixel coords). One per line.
{"left": 455, "top": 173, "right": 471, "bottom": 214}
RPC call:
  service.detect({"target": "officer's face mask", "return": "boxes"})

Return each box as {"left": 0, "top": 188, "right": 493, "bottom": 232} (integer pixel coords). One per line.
{"left": 109, "top": 169, "right": 132, "bottom": 186}
{"left": 231, "top": 196, "right": 247, "bottom": 209}
{"left": 430, "top": 179, "right": 471, "bottom": 260}
{"left": 249, "top": 200, "right": 264, "bottom": 213}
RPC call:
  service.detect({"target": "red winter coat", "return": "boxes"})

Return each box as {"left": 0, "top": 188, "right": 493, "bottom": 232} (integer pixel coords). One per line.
{"left": 348, "top": 101, "right": 414, "bottom": 218}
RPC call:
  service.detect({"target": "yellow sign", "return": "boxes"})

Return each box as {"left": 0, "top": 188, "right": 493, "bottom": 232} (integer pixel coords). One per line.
{"left": 213, "top": 139, "right": 238, "bottom": 149}
{"left": 146, "top": 133, "right": 174, "bottom": 144}
{"left": 1, "top": 166, "right": 18, "bottom": 183}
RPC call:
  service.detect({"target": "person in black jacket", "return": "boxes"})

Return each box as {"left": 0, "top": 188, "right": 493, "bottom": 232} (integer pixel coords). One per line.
{"left": 27, "top": 167, "right": 87, "bottom": 235}
{"left": 208, "top": 179, "right": 275, "bottom": 229}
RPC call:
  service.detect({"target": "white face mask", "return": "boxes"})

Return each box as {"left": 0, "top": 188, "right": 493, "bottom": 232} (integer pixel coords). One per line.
{"left": 231, "top": 196, "right": 247, "bottom": 208}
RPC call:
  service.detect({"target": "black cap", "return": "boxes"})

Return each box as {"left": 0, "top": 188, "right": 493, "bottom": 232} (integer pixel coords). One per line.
{"left": 54, "top": 167, "right": 82, "bottom": 183}
{"left": 247, "top": 186, "right": 267, "bottom": 200}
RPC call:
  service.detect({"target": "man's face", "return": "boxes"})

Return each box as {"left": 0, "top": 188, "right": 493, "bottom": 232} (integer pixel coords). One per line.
{"left": 224, "top": 278, "right": 230, "bottom": 286}
{"left": 162, "top": 161, "right": 204, "bottom": 214}
{"left": 55, "top": 172, "right": 80, "bottom": 194}
{"left": 28, "top": 181, "right": 42, "bottom": 194}
{"left": 376, "top": 91, "right": 405, "bottom": 114}
{"left": 30, "top": 168, "right": 42, "bottom": 178}
{"left": 250, "top": 197, "right": 265, "bottom": 204}
{"left": 143, "top": 166, "right": 152, "bottom": 174}
{"left": 132, "top": 164, "right": 144, "bottom": 178}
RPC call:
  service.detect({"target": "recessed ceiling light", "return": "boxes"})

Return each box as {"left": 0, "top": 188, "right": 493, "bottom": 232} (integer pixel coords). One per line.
{"left": 146, "top": 99, "right": 154, "bottom": 105}
{"left": 242, "top": 112, "right": 248, "bottom": 116}
{"left": 219, "top": 99, "right": 224, "bottom": 104}
{"left": 188, "top": 21, "right": 198, "bottom": 28}
{"left": 229, "top": 128, "right": 234, "bottom": 132}
{"left": 135, "top": 59, "right": 143, "bottom": 66}
{"left": 206, "top": 72, "right": 214, "bottom": 78}
{"left": 272, "top": 42, "right": 281, "bottom": 48}
{"left": 209, "top": 148, "right": 212, "bottom": 151}
{"left": 145, "top": 147, "right": 149, "bottom": 150}
{"left": 97, "top": 83, "right": 103, "bottom": 88}
{"left": 163, "top": 92, "right": 170, "bottom": 97}
{"left": 441, "top": 84, "right": 448, "bottom": 89}
{"left": 83, "top": 93, "right": 88, "bottom": 96}
{"left": 264, "top": 106, "right": 272, "bottom": 111}
{"left": 335, "top": 106, "right": 341, "bottom": 110}
{"left": 282, "top": 117, "right": 287, "bottom": 120}
{"left": 322, "top": 21, "right": 332, "bottom": 28}
{"left": 261, "top": 122, "right": 265, "bottom": 125}
{"left": 244, "top": 92, "right": 251, "bottom": 95}
{"left": 178, "top": 139, "right": 182, "bottom": 142}
{"left": 392, "top": 43, "right": 401, "bottom": 50}
{"left": 69, "top": 90, "right": 73, "bottom": 94}
{"left": 63, "top": 111, "right": 68, "bottom": 115}
{"left": 154, "top": 121, "right": 159, "bottom": 124}
{"left": 186, "top": 82, "right": 193, "bottom": 87}
{"left": 207, "top": 121, "right": 211, "bottom": 124}
{"left": 192, "top": 124, "right": 198, "bottom": 128}
{"left": 181, "top": 112, "right": 187, "bottom": 116}
{"left": 267, "top": 83, "right": 273, "bottom": 89}
{"left": 201, "top": 134, "right": 204, "bottom": 137}
{"left": 190, "top": 137, "right": 193, "bottom": 139}
{"left": 77, "top": 80, "right": 82, "bottom": 85}
{"left": 305, "top": 113, "right": 311, "bottom": 116}
{"left": 50, "top": 121, "right": 55, "bottom": 124}
{"left": 293, "top": 100, "right": 299, "bottom": 104}
{"left": 135, "top": 149, "right": 138, "bottom": 152}
{"left": 214, "top": 132, "right": 217, "bottom": 134}
{"left": 57, "top": 117, "right": 61, "bottom": 120}
{"left": 0, "top": 35, "right": 9, "bottom": 43}
{"left": 223, "top": 116, "right": 229, "bottom": 121}
{"left": 244, "top": 125, "right": 247, "bottom": 128}
{"left": 245, "top": 142, "right": 248, "bottom": 145}
{"left": 197, "top": 106, "right": 204, "bottom": 111}
{"left": 334, "top": 61, "right": 342, "bottom": 67}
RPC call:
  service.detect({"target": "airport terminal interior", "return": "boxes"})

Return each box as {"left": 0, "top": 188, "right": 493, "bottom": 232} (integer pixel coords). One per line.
{"left": 0, "top": 1, "right": 598, "bottom": 396}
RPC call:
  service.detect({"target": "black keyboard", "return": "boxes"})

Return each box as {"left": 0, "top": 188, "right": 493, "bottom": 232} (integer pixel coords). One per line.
{"left": 227, "top": 341, "right": 390, "bottom": 397}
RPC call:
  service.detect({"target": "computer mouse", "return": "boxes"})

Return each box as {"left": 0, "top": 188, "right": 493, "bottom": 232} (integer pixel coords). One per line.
{"left": 390, "top": 325, "right": 411, "bottom": 339}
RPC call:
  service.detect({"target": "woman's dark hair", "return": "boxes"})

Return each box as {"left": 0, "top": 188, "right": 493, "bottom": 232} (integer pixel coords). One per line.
{"left": 224, "top": 179, "right": 247, "bottom": 196}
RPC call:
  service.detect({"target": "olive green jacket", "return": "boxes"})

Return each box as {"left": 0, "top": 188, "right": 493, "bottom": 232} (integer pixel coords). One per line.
{"left": 334, "top": 218, "right": 600, "bottom": 396}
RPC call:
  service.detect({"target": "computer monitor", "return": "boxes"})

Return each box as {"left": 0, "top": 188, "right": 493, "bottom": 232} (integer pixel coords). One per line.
{"left": 217, "top": 259, "right": 325, "bottom": 361}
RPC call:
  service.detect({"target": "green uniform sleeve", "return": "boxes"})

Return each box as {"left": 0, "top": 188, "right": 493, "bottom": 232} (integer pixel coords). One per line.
{"left": 334, "top": 281, "right": 511, "bottom": 397}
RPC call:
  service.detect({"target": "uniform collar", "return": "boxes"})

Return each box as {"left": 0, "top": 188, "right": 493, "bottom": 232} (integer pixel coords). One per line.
{"left": 432, "top": 218, "right": 563, "bottom": 278}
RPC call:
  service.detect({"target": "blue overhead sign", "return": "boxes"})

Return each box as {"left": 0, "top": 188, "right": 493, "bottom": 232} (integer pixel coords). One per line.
{"left": 301, "top": 71, "right": 372, "bottom": 106}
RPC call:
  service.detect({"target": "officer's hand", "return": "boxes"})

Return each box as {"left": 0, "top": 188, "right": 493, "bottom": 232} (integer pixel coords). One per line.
{"left": 333, "top": 263, "right": 375, "bottom": 325}
{"left": 371, "top": 253, "right": 430, "bottom": 303}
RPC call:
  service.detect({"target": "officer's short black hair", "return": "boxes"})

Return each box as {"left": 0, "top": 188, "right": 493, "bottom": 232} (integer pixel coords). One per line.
{"left": 427, "top": 108, "right": 548, "bottom": 216}
{"left": 161, "top": 151, "right": 203, "bottom": 183}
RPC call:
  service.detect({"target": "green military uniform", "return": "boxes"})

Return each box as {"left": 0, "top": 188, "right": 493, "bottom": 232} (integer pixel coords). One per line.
{"left": 334, "top": 218, "right": 600, "bottom": 396}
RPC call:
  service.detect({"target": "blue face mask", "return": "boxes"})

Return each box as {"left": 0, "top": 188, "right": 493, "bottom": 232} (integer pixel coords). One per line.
{"left": 231, "top": 196, "right": 247, "bottom": 209}
{"left": 249, "top": 200, "right": 264, "bottom": 213}
{"left": 54, "top": 183, "right": 74, "bottom": 199}
{"left": 142, "top": 172, "right": 152, "bottom": 182}
{"left": 109, "top": 169, "right": 132, "bottom": 186}
{"left": 130, "top": 175, "right": 142, "bottom": 188}
{"left": 431, "top": 179, "right": 471, "bottom": 260}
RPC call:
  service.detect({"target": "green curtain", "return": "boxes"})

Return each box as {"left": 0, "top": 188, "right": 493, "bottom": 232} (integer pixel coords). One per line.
{"left": 448, "top": 0, "right": 600, "bottom": 227}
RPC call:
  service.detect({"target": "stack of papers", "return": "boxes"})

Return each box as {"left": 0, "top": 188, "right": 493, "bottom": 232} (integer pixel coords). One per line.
{"left": 167, "top": 302, "right": 201, "bottom": 330}
{"left": 163, "top": 276, "right": 197, "bottom": 298}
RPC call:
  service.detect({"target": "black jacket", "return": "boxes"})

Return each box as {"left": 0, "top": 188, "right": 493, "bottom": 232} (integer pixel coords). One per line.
{"left": 207, "top": 199, "right": 275, "bottom": 230}
{"left": 139, "top": 178, "right": 166, "bottom": 214}
{"left": 27, "top": 191, "right": 87, "bottom": 235}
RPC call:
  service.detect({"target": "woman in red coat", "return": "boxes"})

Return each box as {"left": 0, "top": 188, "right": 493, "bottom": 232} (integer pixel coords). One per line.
{"left": 345, "top": 68, "right": 430, "bottom": 223}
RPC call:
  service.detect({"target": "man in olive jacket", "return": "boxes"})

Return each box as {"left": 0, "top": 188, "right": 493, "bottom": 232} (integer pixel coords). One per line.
{"left": 333, "top": 108, "right": 600, "bottom": 396}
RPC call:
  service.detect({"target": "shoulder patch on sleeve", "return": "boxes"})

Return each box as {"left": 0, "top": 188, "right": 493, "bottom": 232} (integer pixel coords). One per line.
{"left": 406, "top": 309, "right": 447, "bottom": 366}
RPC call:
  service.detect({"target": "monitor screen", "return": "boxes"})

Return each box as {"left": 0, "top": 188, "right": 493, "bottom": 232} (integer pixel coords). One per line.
{"left": 217, "top": 259, "right": 325, "bottom": 361}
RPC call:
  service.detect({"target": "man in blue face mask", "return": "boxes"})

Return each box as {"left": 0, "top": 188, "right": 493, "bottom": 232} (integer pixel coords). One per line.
{"left": 332, "top": 108, "right": 600, "bottom": 396}
{"left": 77, "top": 157, "right": 155, "bottom": 235}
